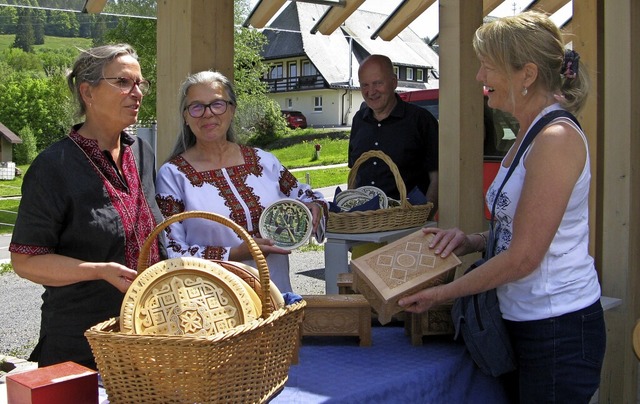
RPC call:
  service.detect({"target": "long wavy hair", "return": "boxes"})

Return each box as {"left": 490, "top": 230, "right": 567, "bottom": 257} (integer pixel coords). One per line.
{"left": 168, "top": 71, "right": 238, "bottom": 161}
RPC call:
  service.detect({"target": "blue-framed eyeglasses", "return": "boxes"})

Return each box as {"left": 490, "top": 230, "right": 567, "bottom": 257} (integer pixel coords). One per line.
{"left": 99, "top": 77, "right": 151, "bottom": 95}
{"left": 186, "top": 100, "right": 233, "bottom": 118}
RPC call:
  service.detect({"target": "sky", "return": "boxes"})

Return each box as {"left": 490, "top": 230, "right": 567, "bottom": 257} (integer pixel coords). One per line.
{"left": 248, "top": 0, "right": 573, "bottom": 40}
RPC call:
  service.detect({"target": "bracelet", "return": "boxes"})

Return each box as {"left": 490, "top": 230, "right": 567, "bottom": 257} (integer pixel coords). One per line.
{"left": 474, "top": 232, "right": 487, "bottom": 252}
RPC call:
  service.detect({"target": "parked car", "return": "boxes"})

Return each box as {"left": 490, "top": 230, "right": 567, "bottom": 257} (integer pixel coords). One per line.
{"left": 282, "top": 110, "right": 308, "bottom": 129}
{"left": 398, "top": 88, "right": 519, "bottom": 219}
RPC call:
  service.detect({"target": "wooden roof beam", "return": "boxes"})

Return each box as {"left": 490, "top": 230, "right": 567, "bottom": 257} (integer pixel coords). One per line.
{"left": 526, "top": 0, "right": 570, "bottom": 15}
{"left": 243, "top": 0, "right": 286, "bottom": 28}
{"left": 311, "top": 0, "right": 364, "bottom": 35}
{"left": 374, "top": 0, "right": 436, "bottom": 41}
{"left": 483, "top": 0, "right": 505, "bottom": 16}
{"left": 82, "top": 0, "right": 107, "bottom": 14}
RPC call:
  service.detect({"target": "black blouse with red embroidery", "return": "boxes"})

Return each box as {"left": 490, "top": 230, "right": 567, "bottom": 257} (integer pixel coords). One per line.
{"left": 9, "top": 125, "right": 164, "bottom": 369}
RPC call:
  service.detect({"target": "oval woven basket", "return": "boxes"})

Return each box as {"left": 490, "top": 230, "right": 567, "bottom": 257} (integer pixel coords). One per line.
{"left": 327, "top": 150, "right": 433, "bottom": 233}
{"left": 85, "top": 211, "right": 305, "bottom": 404}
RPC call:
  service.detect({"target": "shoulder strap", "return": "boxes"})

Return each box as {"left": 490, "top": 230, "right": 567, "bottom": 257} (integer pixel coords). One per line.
{"left": 486, "top": 109, "right": 579, "bottom": 257}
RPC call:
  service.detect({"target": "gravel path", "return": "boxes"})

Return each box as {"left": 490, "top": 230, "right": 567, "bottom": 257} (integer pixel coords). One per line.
{"left": 0, "top": 250, "right": 327, "bottom": 359}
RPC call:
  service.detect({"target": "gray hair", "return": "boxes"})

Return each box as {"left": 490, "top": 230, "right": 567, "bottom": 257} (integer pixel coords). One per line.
{"left": 67, "top": 44, "right": 139, "bottom": 117}
{"left": 473, "top": 10, "right": 589, "bottom": 113}
{"left": 168, "top": 70, "right": 238, "bottom": 160}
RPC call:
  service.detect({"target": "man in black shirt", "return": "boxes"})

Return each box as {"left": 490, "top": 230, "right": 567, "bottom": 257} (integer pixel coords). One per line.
{"left": 349, "top": 54, "right": 439, "bottom": 216}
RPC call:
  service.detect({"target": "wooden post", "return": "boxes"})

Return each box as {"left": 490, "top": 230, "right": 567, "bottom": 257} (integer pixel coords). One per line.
{"left": 598, "top": 1, "right": 640, "bottom": 402}
{"left": 438, "top": 0, "right": 485, "bottom": 272}
{"left": 156, "top": 0, "right": 234, "bottom": 164}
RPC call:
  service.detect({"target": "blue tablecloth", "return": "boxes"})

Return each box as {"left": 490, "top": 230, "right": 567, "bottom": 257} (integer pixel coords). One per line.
{"left": 271, "top": 325, "right": 509, "bottom": 403}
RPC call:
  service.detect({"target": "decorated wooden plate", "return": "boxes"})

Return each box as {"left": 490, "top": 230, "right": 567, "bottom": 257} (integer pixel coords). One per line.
{"left": 357, "top": 185, "right": 389, "bottom": 209}
{"left": 120, "top": 257, "right": 260, "bottom": 336}
{"left": 259, "top": 199, "right": 312, "bottom": 250}
{"left": 217, "top": 260, "right": 285, "bottom": 310}
{"left": 336, "top": 193, "right": 371, "bottom": 211}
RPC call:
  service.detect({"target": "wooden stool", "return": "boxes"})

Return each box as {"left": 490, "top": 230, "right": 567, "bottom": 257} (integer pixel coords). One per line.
{"left": 300, "top": 294, "right": 372, "bottom": 346}
{"left": 337, "top": 272, "right": 356, "bottom": 294}
{"left": 405, "top": 301, "right": 455, "bottom": 346}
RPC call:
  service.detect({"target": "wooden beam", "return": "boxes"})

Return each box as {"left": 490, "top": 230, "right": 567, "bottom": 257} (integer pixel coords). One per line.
{"left": 526, "top": 0, "right": 570, "bottom": 15}
{"left": 482, "top": 0, "right": 504, "bottom": 16}
{"left": 243, "top": 0, "right": 286, "bottom": 28}
{"left": 599, "top": 1, "right": 640, "bottom": 402}
{"left": 375, "top": 0, "right": 436, "bottom": 41}
{"left": 312, "top": 0, "right": 365, "bottom": 35}
{"left": 156, "top": 0, "right": 234, "bottom": 165}
{"left": 438, "top": 0, "right": 485, "bottom": 273}
{"left": 82, "top": 0, "right": 107, "bottom": 13}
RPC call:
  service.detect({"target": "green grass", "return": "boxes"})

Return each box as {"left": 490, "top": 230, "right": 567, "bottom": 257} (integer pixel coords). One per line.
{"left": 0, "top": 34, "right": 92, "bottom": 51}
{"left": 292, "top": 166, "right": 349, "bottom": 189}
{"left": 272, "top": 138, "right": 348, "bottom": 169}
{"left": 0, "top": 130, "right": 348, "bottom": 235}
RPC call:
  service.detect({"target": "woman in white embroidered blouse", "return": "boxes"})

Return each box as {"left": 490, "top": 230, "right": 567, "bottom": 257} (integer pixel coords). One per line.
{"left": 155, "top": 70, "right": 327, "bottom": 293}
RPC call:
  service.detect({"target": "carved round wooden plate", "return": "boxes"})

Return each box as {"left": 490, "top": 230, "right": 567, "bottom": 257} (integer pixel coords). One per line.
{"left": 120, "top": 257, "right": 260, "bottom": 336}
{"left": 217, "top": 260, "right": 285, "bottom": 311}
{"left": 259, "top": 199, "right": 312, "bottom": 250}
{"left": 357, "top": 185, "right": 389, "bottom": 209}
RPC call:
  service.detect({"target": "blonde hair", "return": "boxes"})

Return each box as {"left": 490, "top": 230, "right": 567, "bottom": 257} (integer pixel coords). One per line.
{"left": 473, "top": 10, "right": 589, "bottom": 113}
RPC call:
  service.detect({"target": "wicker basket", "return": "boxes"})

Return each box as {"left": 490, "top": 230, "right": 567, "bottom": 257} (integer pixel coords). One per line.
{"left": 327, "top": 150, "right": 433, "bottom": 233}
{"left": 85, "top": 211, "right": 306, "bottom": 404}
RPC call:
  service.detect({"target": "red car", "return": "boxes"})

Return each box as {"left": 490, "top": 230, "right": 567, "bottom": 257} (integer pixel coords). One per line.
{"left": 398, "top": 89, "right": 519, "bottom": 219}
{"left": 282, "top": 110, "right": 308, "bottom": 129}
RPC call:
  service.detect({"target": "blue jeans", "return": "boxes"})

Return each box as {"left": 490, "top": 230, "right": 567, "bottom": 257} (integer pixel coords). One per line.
{"left": 503, "top": 300, "right": 606, "bottom": 404}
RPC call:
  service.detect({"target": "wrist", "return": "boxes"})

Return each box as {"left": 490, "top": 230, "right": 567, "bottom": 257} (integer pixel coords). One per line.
{"left": 472, "top": 232, "right": 487, "bottom": 253}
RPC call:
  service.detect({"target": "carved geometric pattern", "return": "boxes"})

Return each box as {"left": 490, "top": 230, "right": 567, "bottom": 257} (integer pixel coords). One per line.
{"left": 373, "top": 241, "right": 437, "bottom": 286}
{"left": 120, "top": 257, "right": 260, "bottom": 336}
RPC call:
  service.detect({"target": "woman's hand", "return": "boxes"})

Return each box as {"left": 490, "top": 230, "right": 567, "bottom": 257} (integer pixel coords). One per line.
{"left": 422, "top": 226, "right": 477, "bottom": 257}
{"left": 306, "top": 201, "right": 325, "bottom": 233}
{"left": 98, "top": 262, "right": 138, "bottom": 293}
{"left": 398, "top": 285, "right": 444, "bottom": 314}
{"left": 230, "top": 237, "right": 291, "bottom": 261}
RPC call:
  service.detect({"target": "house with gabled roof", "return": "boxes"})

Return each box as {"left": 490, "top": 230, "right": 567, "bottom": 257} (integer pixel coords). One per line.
{"left": 0, "top": 122, "right": 22, "bottom": 162}
{"left": 259, "top": 2, "right": 440, "bottom": 127}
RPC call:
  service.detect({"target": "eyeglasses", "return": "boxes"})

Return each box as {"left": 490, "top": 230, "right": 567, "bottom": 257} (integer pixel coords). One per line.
{"left": 100, "top": 77, "right": 151, "bottom": 95}
{"left": 185, "top": 100, "right": 233, "bottom": 118}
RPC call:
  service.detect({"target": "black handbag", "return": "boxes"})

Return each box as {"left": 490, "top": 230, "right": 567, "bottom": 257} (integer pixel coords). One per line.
{"left": 451, "top": 110, "right": 579, "bottom": 377}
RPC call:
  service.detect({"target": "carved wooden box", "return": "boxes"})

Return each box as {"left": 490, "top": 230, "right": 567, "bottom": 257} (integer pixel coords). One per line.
{"left": 300, "top": 294, "right": 371, "bottom": 346}
{"left": 351, "top": 231, "right": 461, "bottom": 325}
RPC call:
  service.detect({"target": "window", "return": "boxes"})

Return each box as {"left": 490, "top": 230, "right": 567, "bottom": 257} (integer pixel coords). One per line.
{"left": 270, "top": 63, "right": 283, "bottom": 79}
{"left": 393, "top": 66, "right": 399, "bottom": 78}
{"left": 285, "top": 98, "right": 293, "bottom": 108}
{"left": 314, "top": 96, "right": 323, "bottom": 112}
{"left": 406, "top": 68, "right": 414, "bottom": 81}
{"left": 302, "top": 60, "right": 317, "bottom": 76}
{"left": 288, "top": 62, "right": 298, "bottom": 78}
{"left": 416, "top": 69, "right": 424, "bottom": 82}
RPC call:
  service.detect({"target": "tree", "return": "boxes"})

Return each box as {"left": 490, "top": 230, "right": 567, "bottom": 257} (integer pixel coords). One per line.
{"left": 0, "top": 7, "right": 17, "bottom": 35}
{"left": 14, "top": 125, "right": 38, "bottom": 165}
{"left": 12, "top": 8, "right": 35, "bottom": 52}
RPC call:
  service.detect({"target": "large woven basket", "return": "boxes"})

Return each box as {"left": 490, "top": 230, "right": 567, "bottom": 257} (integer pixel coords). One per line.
{"left": 327, "top": 150, "right": 433, "bottom": 233}
{"left": 85, "top": 211, "right": 306, "bottom": 404}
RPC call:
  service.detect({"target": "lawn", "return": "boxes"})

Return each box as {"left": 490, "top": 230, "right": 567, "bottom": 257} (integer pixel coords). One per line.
{"left": 0, "top": 132, "right": 350, "bottom": 234}
{"left": 0, "top": 34, "right": 92, "bottom": 51}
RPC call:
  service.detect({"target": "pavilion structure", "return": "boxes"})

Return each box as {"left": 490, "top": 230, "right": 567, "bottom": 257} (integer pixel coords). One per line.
{"left": 84, "top": 0, "right": 639, "bottom": 401}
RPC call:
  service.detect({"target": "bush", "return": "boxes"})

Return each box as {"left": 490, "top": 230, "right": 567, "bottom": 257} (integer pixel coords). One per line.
{"left": 234, "top": 94, "right": 287, "bottom": 147}
{"left": 14, "top": 125, "right": 38, "bottom": 165}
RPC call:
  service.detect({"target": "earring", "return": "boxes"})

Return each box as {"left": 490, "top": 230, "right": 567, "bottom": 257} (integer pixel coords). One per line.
{"left": 521, "top": 87, "right": 528, "bottom": 96}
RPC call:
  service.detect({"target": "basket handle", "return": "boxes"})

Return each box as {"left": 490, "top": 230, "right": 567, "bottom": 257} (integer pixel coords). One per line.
{"left": 348, "top": 150, "right": 410, "bottom": 208}
{"left": 137, "top": 210, "right": 273, "bottom": 318}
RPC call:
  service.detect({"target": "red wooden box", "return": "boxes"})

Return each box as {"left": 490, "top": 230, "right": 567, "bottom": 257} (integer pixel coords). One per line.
{"left": 6, "top": 361, "right": 98, "bottom": 404}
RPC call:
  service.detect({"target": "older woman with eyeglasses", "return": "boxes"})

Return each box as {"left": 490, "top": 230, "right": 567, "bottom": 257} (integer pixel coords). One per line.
{"left": 10, "top": 44, "right": 164, "bottom": 370}
{"left": 155, "top": 70, "right": 327, "bottom": 293}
